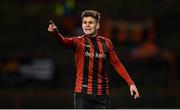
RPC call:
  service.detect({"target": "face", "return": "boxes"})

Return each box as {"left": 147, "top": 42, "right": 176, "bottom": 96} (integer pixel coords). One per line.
{"left": 82, "top": 16, "right": 100, "bottom": 36}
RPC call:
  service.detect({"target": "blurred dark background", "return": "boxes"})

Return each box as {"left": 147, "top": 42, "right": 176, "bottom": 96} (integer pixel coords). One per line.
{"left": 0, "top": 0, "right": 180, "bottom": 108}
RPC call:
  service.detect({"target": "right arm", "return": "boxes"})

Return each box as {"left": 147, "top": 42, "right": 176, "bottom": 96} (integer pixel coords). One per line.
{"left": 48, "top": 22, "right": 75, "bottom": 49}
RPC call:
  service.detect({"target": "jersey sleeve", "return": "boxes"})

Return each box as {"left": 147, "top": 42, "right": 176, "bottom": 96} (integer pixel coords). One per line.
{"left": 107, "top": 40, "right": 135, "bottom": 86}
{"left": 52, "top": 31, "right": 77, "bottom": 49}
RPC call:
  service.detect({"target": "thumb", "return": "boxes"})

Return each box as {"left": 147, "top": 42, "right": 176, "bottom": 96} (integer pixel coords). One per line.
{"left": 130, "top": 89, "right": 133, "bottom": 96}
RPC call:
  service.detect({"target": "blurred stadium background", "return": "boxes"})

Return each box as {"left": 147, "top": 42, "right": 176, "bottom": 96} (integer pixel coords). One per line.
{"left": 0, "top": 0, "right": 180, "bottom": 108}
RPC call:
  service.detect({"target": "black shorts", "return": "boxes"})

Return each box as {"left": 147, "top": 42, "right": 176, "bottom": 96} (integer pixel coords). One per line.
{"left": 74, "top": 93, "right": 111, "bottom": 109}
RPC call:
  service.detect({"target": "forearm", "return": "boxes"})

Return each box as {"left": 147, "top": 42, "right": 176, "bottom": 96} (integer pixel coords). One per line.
{"left": 52, "top": 30, "right": 65, "bottom": 44}
{"left": 113, "top": 61, "right": 135, "bottom": 86}
{"left": 110, "top": 52, "right": 134, "bottom": 86}
{"left": 52, "top": 31, "right": 74, "bottom": 49}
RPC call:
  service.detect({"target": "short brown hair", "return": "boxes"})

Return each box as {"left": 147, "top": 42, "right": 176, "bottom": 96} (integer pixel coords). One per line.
{"left": 81, "top": 10, "right": 101, "bottom": 22}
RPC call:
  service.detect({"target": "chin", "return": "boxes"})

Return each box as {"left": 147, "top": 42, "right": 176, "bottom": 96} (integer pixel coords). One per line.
{"left": 85, "top": 33, "right": 92, "bottom": 35}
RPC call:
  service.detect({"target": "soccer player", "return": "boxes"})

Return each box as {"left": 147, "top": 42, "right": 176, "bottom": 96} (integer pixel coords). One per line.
{"left": 48, "top": 10, "right": 140, "bottom": 109}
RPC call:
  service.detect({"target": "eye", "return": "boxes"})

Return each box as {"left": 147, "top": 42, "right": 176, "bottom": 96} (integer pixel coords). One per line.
{"left": 89, "top": 21, "right": 93, "bottom": 24}
{"left": 83, "top": 21, "right": 87, "bottom": 24}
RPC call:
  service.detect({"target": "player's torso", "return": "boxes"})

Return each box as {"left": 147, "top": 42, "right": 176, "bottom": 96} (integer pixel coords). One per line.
{"left": 74, "top": 35, "right": 110, "bottom": 95}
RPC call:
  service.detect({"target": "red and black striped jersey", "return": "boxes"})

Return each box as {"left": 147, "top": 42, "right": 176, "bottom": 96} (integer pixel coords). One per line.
{"left": 53, "top": 32, "right": 135, "bottom": 95}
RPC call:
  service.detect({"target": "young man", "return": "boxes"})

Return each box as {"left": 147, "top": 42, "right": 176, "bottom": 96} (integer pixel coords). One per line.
{"left": 48, "top": 10, "right": 140, "bottom": 108}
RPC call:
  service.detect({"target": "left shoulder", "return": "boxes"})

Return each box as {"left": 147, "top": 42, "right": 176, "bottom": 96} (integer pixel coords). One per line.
{"left": 98, "top": 35, "right": 113, "bottom": 45}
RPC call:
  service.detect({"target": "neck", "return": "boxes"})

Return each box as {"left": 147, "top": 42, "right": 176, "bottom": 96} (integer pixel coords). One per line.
{"left": 90, "top": 33, "right": 97, "bottom": 37}
{"left": 87, "top": 31, "right": 98, "bottom": 38}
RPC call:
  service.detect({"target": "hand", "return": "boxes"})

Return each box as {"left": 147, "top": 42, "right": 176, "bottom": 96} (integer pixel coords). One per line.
{"left": 48, "top": 20, "right": 58, "bottom": 32}
{"left": 130, "top": 84, "right": 140, "bottom": 99}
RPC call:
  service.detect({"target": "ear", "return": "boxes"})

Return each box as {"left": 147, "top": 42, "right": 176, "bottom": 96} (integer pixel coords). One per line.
{"left": 96, "top": 23, "right": 100, "bottom": 30}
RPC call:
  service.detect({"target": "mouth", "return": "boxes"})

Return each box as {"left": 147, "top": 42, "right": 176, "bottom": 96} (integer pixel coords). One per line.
{"left": 85, "top": 29, "right": 91, "bottom": 31}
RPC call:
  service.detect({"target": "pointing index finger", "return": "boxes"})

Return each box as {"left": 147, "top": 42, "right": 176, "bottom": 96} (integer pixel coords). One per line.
{"left": 49, "top": 20, "right": 55, "bottom": 24}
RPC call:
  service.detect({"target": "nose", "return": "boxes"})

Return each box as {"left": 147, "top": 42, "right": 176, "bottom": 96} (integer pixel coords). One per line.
{"left": 86, "top": 23, "right": 90, "bottom": 27}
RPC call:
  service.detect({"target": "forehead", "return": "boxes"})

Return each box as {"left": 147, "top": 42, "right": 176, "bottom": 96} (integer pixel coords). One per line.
{"left": 82, "top": 16, "right": 96, "bottom": 22}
